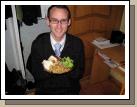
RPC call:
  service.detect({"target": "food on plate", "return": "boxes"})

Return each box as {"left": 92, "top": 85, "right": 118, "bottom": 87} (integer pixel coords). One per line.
{"left": 42, "top": 55, "right": 74, "bottom": 74}
{"left": 61, "top": 57, "right": 74, "bottom": 68}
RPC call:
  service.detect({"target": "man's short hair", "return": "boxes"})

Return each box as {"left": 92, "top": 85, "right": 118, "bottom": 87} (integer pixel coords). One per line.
{"left": 47, "top": 5, "right": 71, "bottom": 19}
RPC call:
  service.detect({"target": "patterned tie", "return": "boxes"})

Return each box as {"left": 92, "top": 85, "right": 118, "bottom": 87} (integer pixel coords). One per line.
{"left": 54, "top": 43, "right": 61, "bottom": 57}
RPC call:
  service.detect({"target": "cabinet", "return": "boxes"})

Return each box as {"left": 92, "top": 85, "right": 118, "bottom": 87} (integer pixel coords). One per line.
{"left": 90, "top": 44, "right": 125, "bottom": 94}
{"left": 68, "top": 5, "right": 124, "bottom": 77}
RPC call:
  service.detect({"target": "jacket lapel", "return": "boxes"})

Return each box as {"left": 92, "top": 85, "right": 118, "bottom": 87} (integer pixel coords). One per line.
{"left": 61, "top": 35, "right": 71, "bottom": 57}
{"left": 43, "top": 34, "right": 55, "bottom": 58}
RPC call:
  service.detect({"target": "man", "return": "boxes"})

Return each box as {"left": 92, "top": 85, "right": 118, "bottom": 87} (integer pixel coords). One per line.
{"left": 29, "top": 5, "right": 85, "bottom": 95}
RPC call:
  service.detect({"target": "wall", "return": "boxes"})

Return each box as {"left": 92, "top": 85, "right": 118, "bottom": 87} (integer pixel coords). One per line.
{"left": 20, "top": 18, "right": 50, "bottom": 81}
{"left": 40, "top": 5, "right": 50, "bottom": 18}
{"left": 5, "top": 18, "right": 19, "bottom": 72}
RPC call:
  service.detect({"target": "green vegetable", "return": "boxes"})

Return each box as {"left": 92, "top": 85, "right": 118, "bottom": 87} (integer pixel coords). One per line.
{"left": 61, "top": 57, "right": 74, "bottom": 68}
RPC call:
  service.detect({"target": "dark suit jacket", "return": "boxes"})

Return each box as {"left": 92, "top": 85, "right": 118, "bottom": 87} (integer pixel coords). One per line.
{"left": 29, "top": 32, "right": 85, "bottom": 94}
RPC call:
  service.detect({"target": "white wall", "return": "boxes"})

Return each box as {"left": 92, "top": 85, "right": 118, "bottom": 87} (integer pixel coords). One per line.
{"left": 5, "top": 6, "right": 26, "bottom": 79}
{"left": 40, "top": 5, "right": 50, "bottom": 18}
{"left": 5, "top": 18, "right": 19, "bottom": 72}
{"left": 20, "top": 18, "right": 50, "bottom": 82}
{"left": 19, "top": 5, "right": 51, "bottom": 82}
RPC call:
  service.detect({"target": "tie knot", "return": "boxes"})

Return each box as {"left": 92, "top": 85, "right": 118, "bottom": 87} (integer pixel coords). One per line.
{"left": 54, "top": 43, "right": 61, "bottom": 50}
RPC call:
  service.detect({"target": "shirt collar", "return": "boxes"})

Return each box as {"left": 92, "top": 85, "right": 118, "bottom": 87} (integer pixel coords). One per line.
{"left": 50, "top": 33, "right": 66, "bottom": 46}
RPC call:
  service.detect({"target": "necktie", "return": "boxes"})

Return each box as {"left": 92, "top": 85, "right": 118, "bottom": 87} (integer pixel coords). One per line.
{"left": 54, "top": 43, "right": 61, "bottom": 57}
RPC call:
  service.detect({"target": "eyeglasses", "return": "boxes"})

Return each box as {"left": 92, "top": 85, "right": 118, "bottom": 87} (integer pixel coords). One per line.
{"left": 49, "top": 18, "right": 68, "bottom": 24}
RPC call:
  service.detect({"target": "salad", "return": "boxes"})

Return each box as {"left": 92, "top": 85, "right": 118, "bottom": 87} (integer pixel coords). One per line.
{"left": 42, "top": 55, "right": 74, "bottom": 74}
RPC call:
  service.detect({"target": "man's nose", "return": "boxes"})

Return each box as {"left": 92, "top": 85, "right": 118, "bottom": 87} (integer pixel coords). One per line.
{"left": 56, "top": 22, "right": 62, "bottom": 28}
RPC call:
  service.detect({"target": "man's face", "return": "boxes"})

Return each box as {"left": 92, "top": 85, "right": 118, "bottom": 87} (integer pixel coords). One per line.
{"left": 47, "top": 7, "right": 71, "bottom": 41}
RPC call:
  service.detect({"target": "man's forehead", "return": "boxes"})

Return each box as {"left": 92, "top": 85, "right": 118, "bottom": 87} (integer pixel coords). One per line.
{"left": 50, "top": 7, "right": 68, "bottom": 15}
{"left": 49, "top": 8, "right": 68, "bottom": 19}
{"left": 50, "top": 7, "right": 68, "bottom": 13}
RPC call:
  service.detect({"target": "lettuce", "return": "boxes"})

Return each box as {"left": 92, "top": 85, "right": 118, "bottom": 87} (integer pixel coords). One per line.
{"left": 61, "top": 57, "right": 74, "bottom": 68}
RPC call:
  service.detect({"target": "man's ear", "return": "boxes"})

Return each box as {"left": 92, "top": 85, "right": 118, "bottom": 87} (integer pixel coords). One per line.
{"left": 68, "top": 19, "right": 71, "bottom": 26}
{"left": 46, "top": 17, "right": 50, "bottom": 26}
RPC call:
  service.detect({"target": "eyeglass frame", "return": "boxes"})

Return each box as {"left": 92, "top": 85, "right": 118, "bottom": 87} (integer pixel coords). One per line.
{"left": 49, "top": 18, "right": 69, "bottom": 24}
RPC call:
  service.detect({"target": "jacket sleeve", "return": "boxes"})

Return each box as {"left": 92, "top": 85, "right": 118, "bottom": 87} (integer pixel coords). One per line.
{"left": 30, "top": 38, "right": 51, "bottom": 82}
{"left": 69, "top": 39, "right": 85, "bottom": 80}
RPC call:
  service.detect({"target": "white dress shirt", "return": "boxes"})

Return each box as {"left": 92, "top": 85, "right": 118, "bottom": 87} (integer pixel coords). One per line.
{"left": 50, "top": 33, "right": 66, "bottom": 52}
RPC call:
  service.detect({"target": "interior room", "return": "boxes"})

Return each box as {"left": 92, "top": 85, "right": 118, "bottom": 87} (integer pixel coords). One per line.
{"left": 5, "top": 5, "right": 125, "bottom": 95}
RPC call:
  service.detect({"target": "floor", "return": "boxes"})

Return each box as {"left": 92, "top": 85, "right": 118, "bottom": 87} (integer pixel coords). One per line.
{"left": 80, "top": 77, "right": 120, "bottom": 95}
{"left": 25, "top": 77, "right": 121, "bottom": 95}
